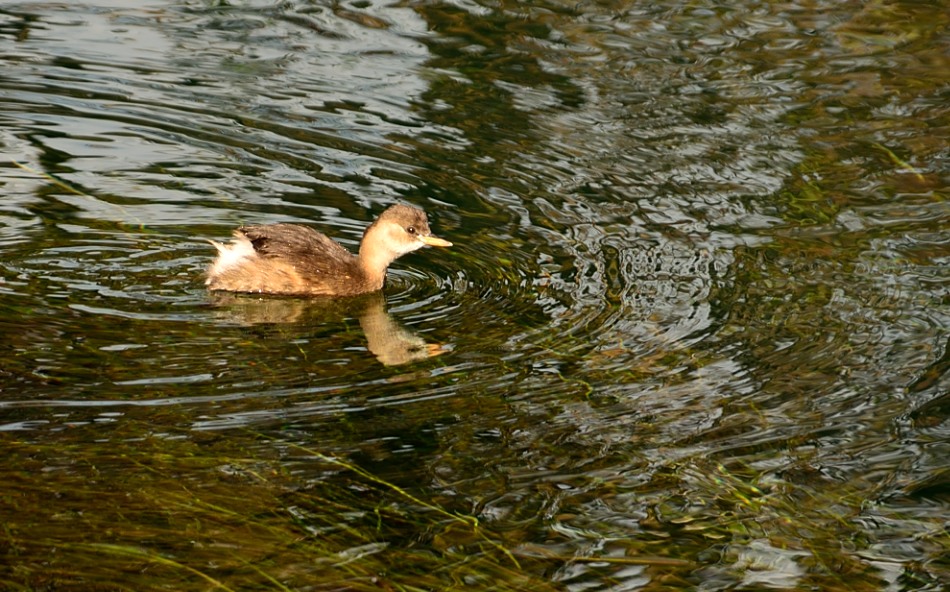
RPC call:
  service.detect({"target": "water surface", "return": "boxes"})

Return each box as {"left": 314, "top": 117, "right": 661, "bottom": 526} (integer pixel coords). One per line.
{"left": 1, "top": 1, "right": 947, "bottom": 590}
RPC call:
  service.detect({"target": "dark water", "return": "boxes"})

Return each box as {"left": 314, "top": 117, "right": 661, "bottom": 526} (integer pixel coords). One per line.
{"left": 1, "top": 1, "right": 947, "bottom": 590}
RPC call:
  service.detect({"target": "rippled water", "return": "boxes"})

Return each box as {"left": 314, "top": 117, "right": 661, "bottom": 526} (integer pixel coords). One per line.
{"left": 1, "top": 1, "right": 947, "bottom": 590}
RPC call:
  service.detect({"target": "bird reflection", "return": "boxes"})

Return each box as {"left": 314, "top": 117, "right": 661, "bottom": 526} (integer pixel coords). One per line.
{"left": 208, "top": 292, "right": 447, "bottom": 366}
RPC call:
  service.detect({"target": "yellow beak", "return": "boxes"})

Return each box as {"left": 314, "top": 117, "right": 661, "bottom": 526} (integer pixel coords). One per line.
{"left": 419, "top": 235, "right": 452, "bottom": 247}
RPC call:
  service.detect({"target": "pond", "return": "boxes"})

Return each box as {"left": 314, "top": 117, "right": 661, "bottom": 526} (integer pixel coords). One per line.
{"left": 0, "top": 1, "right": 947, "bottom": 590}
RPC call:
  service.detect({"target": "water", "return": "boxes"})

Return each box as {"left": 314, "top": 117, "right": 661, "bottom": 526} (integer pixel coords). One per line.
{"left": 1, "top": 1, "right": 947, "bottom": 590}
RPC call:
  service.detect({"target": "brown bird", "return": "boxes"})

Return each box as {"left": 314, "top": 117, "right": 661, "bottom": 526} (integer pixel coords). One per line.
{"left": 206, "top": 204, "right": 451, "bottom": 296}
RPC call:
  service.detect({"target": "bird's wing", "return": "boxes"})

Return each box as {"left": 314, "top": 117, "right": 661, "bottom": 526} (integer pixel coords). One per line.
{"left": 236, "top": 223, "right": 361, "bottom": 284}
{"left": 238, "top": 224, "right": 351, "bottom": 260}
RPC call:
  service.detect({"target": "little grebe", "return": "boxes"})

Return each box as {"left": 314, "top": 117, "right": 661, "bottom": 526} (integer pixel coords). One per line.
{"left": 206, "top": 204, "right": 451, "bottom": 296}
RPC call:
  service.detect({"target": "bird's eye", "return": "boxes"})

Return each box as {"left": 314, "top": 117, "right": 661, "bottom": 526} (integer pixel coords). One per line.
{"left": 406, "top": 226, "right": 416, "bottom": 235}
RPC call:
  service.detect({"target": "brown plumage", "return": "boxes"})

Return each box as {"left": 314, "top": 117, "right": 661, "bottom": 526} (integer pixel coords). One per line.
{"left": 206, "top": 204, "right": 451, "bottom": 296}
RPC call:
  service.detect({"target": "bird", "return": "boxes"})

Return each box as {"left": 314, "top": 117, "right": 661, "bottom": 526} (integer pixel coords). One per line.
{"left": 206, "top": 204, "right": 451, "bottom": 296}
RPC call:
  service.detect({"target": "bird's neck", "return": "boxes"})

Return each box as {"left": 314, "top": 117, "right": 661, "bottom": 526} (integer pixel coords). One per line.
{"left": 357, "top": 227, "right": 396, "bottom": 290}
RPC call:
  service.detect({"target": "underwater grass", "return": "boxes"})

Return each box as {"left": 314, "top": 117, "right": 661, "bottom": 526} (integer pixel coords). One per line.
{"left": 7, "top": 425, "right": 945, "bottom": 591}
{"left": 0, "top": 432, "right": 568, "bottom": 591}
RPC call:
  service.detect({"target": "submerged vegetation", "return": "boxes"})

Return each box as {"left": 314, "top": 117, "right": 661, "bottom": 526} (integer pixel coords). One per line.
{"left": 6, "top": 429, "right": 947, "bottom": 589}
